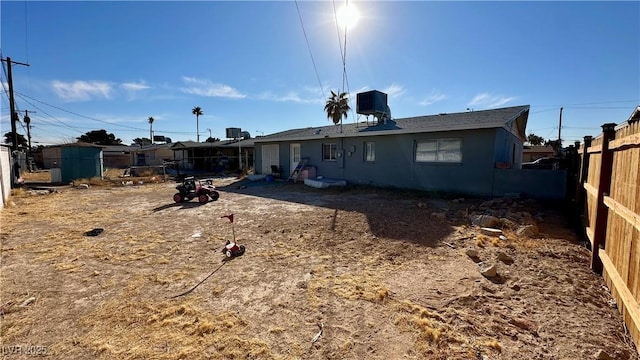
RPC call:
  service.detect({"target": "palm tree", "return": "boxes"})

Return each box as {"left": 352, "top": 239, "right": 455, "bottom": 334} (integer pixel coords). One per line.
{"left": 148, "top": 116, "right": 154, "bottom": 144}
{"left": 192, "top": 106, "right": 203, "bottom": 142}
{"left": 324, "top": 91, "right": 350, "bottom": 127}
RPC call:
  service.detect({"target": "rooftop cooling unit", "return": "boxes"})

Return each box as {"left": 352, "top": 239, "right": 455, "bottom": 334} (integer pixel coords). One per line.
{"left": 226, "top": 127, "right": 242, "bottom": 139}
{"left": 356, "top": 90, "right": 387, "bottom": 116}
{"left": 357, "top": 90, "right": 392, "bottom": 123}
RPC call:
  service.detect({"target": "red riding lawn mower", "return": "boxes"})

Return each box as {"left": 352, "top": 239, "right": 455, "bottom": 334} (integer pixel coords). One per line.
{"left": 173, "top": 176, "right": 220, "bottom": 204}
{"left": 221, "top": 214, "right": 246, "bottom": 258}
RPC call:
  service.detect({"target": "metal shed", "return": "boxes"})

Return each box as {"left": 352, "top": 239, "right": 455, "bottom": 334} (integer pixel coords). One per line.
{"left": 59, "top": 143, "right": 104, "bottom": 183}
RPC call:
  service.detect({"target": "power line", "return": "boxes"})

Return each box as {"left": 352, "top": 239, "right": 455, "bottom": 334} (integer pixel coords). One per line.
{"left": 563, "top": 126, "right": 602, "bottom": 130}
{"left": 527, "top": 126, "right": 557, "bottom": 132}
{"left": 562, "top": 106, "right": 634, "bottom": 110}
{"left": 14, "top": 91, "right": 196, "bottom": 135}
{"left": 15, "top": 93, "right": 86, "bottom": 133}
{"left": 529, "top": 108, "right": 560, "bottom": 115}
{"left": 332, "top": 0, "right": 357, "bottom": 125}
{"left": 331, "top": 0, "right": 348, "bottom": 93}
{"left": 535, "top": 100, "right": 638, "bottom": 107}
{"left": 294, "top": 0, "right": 325, "bottom": 100}
{"left": 0, "top": 58, "right": 12, "bottom": 106}
{"left": 16, "top": 91, "right": 148, "bottom": 131}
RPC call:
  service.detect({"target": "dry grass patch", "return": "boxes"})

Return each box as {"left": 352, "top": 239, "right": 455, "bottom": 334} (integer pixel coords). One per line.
{"left": 1, "top": 177, "right": 636, "bottom": 360}
{"left": 70, "top": 277, "right": 277, "bottom": 360}
{"left": 331, "top": 272, "right": 390, "bottom": 303}
{"left": 474, "top": 234, "right": 506, "bottom": 248}
{"left": 20, "top": 170, "right": 51, "bottom": 182}
{"left": 394, "top": 300, "right": 502, "bottom": 358}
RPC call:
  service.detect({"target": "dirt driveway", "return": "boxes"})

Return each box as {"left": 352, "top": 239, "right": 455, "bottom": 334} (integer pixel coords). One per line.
{"left": 1, "top": 177, "right": 638, "bottom": 359}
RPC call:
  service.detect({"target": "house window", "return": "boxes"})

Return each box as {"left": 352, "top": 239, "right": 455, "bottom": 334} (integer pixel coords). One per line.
{"left": 415, "top": 138, "right": 462, "bottom": 163}
{"left": 323, "top": 143, "right": 337, "bottom": 161}
{"left": 364, "top": 142, "right": 375, "bottom": 162}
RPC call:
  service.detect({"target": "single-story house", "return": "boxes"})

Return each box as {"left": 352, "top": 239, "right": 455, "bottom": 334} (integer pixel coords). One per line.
{"left": 170, "top": 139, "right": 255, "bottom": 173}
{"left": 103, "top": 145, "right": 136, "bottom": 169}
{"left": 522, "top": 145, "right": 555, "bottom": 162}
{"left": 130, "top": 143, "right": 175, "bottom": 167}
{"left": 41, "top": 145, "right": 62, "bottom": 169}
{"left": 254, "top": 105, "right": 544, "bottom": 197}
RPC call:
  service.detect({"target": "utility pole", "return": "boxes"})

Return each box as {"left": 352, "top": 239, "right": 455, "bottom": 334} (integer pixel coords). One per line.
{"left": 24, "top": 110, "right": 35, "bottom": 152}
{"left": 558, "top": 107, "right": 563, "bottom": 145}
{"left": 1, "top": 57, "right": 30, "bottom": 152}
{"left": 24, "top": 110, "right": 36, "bottom": 171}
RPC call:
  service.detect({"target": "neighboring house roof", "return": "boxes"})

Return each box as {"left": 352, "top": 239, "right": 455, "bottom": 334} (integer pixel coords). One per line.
{"left": 135, "top": 143, "right": 174, "bottom": 151}
{"left": 222, "top": 138, "right": 255, "bottom": 147}
{"left": 254, "top": 105, "right": 530, "bottom": 142}
{"left": 170, "top": 138, "right": 255, "bottom": 150}
{"left": 129, "top": 144, "right": 176, "bottom": 155}
{"left": 44, "top": 142, "right": 113, "bottom": 149}
{"left": 103, "top": 145, "right": 137, "bottom": 153}
{"left": 60, "top": 142, "right": 104, "bottom": 148}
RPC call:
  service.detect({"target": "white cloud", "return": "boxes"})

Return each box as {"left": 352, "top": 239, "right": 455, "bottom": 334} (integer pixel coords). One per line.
{"left": 256, "top": 91, "right": 323, "bottom": 104}
{"left": 181, "top": 76, "right": 246, "bottom": 99}
{"left": 51, "top": 80, "right": 113, "bottom": 101}
{"left": 121, "top": 82, "right": 149, "bottom": 91}
{"left": 468, "top": 93, "right": 516, "bottom": 108}
{"left": 381, "top": 83, "right": 405, "bottom": 98}
{"left": 419, "top": 90, "right": 447, "bottom": 106}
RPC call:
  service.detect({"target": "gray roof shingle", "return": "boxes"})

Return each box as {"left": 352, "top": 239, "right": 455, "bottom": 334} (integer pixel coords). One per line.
{"left": 255, "top": 105, "right": 529, "bottom": 142}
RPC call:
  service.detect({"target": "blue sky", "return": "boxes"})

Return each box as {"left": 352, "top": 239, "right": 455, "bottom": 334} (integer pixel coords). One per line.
{"left": 1, "top": 1, "right": 638, "bottom": 146}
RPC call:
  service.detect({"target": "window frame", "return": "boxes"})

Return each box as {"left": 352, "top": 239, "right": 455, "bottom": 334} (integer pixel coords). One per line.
{"left": 364, "top": 141, "right": 375, "bottom": 162}
{"left": 322, "top": 143, "right": 337, "bottom": 161}
{"left": 415, "top": 138, "right": 462, "bottom": 163}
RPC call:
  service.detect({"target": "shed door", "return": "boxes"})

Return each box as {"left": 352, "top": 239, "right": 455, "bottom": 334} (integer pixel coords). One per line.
{"left": 261, "top": 144, "right": 279, "bottom": 175}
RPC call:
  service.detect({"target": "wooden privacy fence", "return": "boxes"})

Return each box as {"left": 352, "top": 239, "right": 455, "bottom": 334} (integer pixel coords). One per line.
{"left": 578, "top": 113, "right": 640, "bottom": 352}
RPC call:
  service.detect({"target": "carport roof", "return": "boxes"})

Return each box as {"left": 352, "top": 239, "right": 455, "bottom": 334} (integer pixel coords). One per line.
{"left": 170, "top": 138, "right": 255, "bottom": 149}
{"left": 255, "top": 105, "right": 530, "bottom": 142}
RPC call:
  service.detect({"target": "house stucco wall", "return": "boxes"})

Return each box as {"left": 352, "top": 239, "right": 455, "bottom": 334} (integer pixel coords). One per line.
{"left": 256, "top": 128, "right": 504, "bottom": 196}
{"left": 493, "top": 128, "right": 523, "bottom": 167}
{"left": 256, "top": 127, "right": 565, "bottom": 199}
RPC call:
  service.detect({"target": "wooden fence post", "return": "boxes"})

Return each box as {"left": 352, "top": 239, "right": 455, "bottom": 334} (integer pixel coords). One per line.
{"left": 579, "top": 136, "right": 593, "bottom": 185}
{"left": 591, "top": 124, "right": 617, "bottom": 273}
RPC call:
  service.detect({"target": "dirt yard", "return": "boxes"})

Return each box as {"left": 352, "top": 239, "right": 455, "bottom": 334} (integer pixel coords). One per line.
{"left": 1, "top": 176, "right": 638, "bottom": 360}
